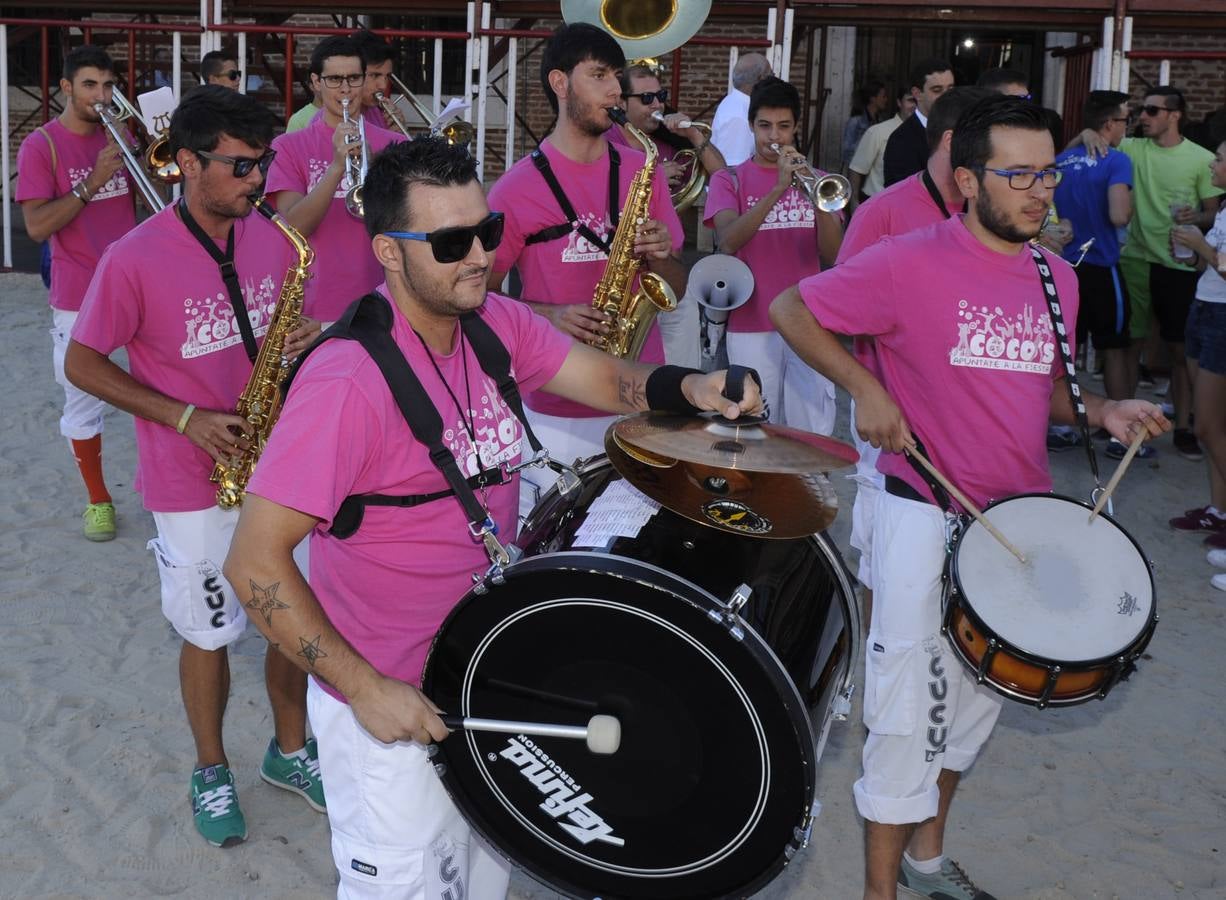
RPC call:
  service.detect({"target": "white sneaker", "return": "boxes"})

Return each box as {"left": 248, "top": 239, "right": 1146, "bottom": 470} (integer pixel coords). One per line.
{"left": 1213, "top": 573, "right": 1226, "bottom": 592}
{"left": 1209, "top": 549, "right": 1226, "bottom": 569}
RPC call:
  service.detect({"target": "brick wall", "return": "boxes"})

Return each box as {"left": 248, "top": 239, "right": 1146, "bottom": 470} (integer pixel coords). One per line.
{"left": 1127, "top": 29, "right": 1226, "bottom": 128}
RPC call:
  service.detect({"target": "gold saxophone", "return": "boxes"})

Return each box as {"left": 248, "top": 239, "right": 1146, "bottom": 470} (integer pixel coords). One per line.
{"left": 210, "top": 195, "right": 314, "bottom": 509}
{"left": 590, "top": 107, "right": 678, "bottom": 360}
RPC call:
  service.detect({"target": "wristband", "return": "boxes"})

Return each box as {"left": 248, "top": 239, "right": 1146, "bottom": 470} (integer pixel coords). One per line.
{"left": 176, "top": 403, "right": 196, "bottom": 434}
{"left": 645, "top": 365, "right": 703, "bottom": 414}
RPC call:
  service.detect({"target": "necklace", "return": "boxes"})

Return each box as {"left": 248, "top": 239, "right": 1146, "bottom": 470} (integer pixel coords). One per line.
{"left": 414, "top": 323, "right": 478, "bottom": 454}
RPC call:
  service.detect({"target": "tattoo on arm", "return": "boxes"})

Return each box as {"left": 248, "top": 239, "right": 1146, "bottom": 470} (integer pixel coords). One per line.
{"left": 296, "top": 635, "right": 328, "bottom": 670}
{"left": 617, "top": 375, "right": 647, "bottom": 411}
{"left": 246, "top": 580, "right": 289, "bottom": 627}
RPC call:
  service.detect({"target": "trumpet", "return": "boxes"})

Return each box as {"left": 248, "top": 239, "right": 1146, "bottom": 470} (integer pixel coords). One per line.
{"left": 770, "top": 142, "right": 851, "bottom": 213}
{"left": 374, "top": 73, "right": 474, "bottom": 147}
{"left": 650, "top": 110, "right": 711, "bottom": 212}
{"left": 94, "top": 87, "right": 174, "bottom": 211}
{"left": 341, "top": 97, "right": 367, "bottom": 218}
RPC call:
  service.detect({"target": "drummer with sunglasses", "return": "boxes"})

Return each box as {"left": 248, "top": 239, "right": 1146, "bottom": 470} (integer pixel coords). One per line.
{"left": 201, "top": 50, "right": 241, "bottom": 91}
{"left": 223, "top": 136, "right": 761, "bottom": 899}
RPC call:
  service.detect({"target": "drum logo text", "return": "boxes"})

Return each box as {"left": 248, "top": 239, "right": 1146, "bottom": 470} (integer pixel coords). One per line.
{"left": 702, "top": 499, "right": 772, "bottom": 535}
{"left": 1117, "top": 592, "right": 1140, "bottom": 616}
{"left": 498, "top": 737, "right": 625, "bottom": 847}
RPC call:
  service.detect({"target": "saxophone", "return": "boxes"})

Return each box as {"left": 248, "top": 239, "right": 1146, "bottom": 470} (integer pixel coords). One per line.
{"left": 590, "top": 107, "right": 678, "bottom": 360}
{"left": 210, "top": 195, "right": 314, "bottom": 509}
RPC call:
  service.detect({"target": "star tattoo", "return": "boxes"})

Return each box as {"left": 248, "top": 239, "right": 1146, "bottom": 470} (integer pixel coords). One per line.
{"left": 297, "top": 635, "right": 328, "bottom": 669}
{"left": 246, "top": 580, "right": 289, "bottom": 627}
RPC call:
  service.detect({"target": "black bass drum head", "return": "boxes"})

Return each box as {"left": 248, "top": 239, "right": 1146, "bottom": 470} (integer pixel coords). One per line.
{"left": 422, "top": 552, "right": 817, "bottom": 900}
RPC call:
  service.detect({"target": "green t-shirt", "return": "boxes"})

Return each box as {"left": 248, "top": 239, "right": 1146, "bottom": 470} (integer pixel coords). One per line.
{"left": 1119, "top": 136, "right": 1224, "bottom": 266}
{"left": 285, "top": 101, "right": 320, "bottom": 133}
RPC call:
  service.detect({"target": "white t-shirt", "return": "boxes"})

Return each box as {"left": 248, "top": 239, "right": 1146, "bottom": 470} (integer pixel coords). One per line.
{"left": 711, "top": 90, "right": 754, "bottom": 167}
{"left": 1196, "top": 207, "right": 1226, "bottom": 304}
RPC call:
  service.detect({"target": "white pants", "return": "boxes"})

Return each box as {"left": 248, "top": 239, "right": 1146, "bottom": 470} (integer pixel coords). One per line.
{"left": 149, "top": 506, "right": 309, "bottom": 651}
{"left": 51, "top": 308, "right": 109, "bottom": 441}
{"left": 725, "top": 330, "right": 836, "bottom": 435}
{"left": 517, "top": 409, "right": 614, "bottom": 521}
{"left": 307, "top": 680, "right": 512, "bottom": 900}
{"left": 848, "top": 397, "right": 885, "bottom": 588}
{"left": 657, "top": 291, "right": 701, "bottom": 369}
{"left": 853, "top": 490, "right": 1003, "bottom": 825}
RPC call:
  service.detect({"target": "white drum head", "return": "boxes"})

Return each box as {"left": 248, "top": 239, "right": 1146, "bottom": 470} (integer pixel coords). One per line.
{"left": 954, "top": 495, "right": 1154, "bottom": 663}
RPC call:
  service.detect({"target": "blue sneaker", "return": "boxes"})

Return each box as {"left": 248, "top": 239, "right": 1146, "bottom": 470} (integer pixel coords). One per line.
{"left": 190, "top": 764, "right": 247, "bottom": 848}
{"left": 259, "top": 737, "right": 326, "bottom": 812}
{"left": 898, "top": 856, "right": 996, "bottom": 899}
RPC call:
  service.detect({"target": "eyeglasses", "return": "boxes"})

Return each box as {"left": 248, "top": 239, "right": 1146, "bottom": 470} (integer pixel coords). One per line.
{"left": 320, "top": 73, "right": 366, "bottom": 89}
{"left": 196, "top": 148, "right": 277, "bottom": 178}
{"left": 384, "top": 212, "right": 505, "bottom": 264}
{"left": 1109, "top": 116, "right": 1132, "bottom": 124}
{"left": 622, "top": 88, "right": 669, "bottom": 105}
{"left": 1141, "top": 104, "right": 1173, "bottom": 117}
{"left": 221, "top": 69, "right": 241, "bottom": 82}
{"left": 974, "top": 166, "right": 1063, "bottom": 190}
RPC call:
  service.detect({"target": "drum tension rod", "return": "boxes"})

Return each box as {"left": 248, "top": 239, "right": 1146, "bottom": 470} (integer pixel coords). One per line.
{"left": 1036, "top": 666, "right": 1062, "bottom": 710}
{"left": 976, "top": 639, "right": 999, "bottom": 685}
{"left": 707, "top": 584, "right": 752, "bottom": 641}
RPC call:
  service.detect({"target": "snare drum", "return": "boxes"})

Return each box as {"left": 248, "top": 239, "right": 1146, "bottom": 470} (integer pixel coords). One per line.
{"left": 421, "top": 456, "right": 859, "bottom": 899}
{"left": 943, "top": 493, "right": 1157, "bottom": 708}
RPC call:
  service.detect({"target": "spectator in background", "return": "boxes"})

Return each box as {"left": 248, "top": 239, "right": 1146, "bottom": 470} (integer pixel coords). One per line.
{"left": 351, "top": 29, "right": 399, "bottom": 132}
{"left": 977, "top": 67, "right": 1031, "bottom": 99}
{"left": 201, "top": 50, "right": 241, "bottom": 91}
{"left": 842, "top": 80, "right": 887, "bottom": 170}
{"left": 711, "top": 53, "right": 773, "bottom": 166}
{"left": 848, "top": 86, "right": 916, "bottom": 210}
{"left": 883, "top": 57, "right": 954, "bottom": 186}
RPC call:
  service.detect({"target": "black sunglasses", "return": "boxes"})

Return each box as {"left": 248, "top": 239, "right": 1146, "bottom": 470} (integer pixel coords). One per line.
{"left": 622, "top": 88, "right": 669, "bottom": 105}
{"left": 221, "top": 69, "right": 241, "bottom": 81}
{"left": 1141, "top": 104, "right": 1174, "bottom": 117}
{"left": 195, "top": 148, "right": 277, "bottom": 178}
{"left": 384, "top": 212, "right": 505, "bottom": 263}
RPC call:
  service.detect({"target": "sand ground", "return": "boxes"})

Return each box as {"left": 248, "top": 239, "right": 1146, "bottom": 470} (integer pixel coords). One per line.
{"left": 0, "top": 272, "right": 1222, "bottom": 899}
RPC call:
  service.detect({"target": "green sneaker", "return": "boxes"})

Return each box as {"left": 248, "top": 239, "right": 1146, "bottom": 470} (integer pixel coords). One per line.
{"left": 898, "top": 856, "right": 996, "bottom": 900}
{"left": 190, "top": 764, "right": 247, "bottom": 848}
{"left": 260, "top": 737, "right": 326, "bottom": 812}
{"left": 82, "top": 502, "right": 116, "bottom": 542}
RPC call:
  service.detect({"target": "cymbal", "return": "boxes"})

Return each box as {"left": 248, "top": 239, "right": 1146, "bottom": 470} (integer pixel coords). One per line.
{"left": 605, "top": 433, "right": 839, "bottom": 539}
{"left": 610, "top": 412, "right": 858, "bottom": 474}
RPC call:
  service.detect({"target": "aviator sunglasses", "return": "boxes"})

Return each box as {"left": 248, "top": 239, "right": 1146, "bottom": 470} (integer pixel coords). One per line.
{"left": 384, "top": 211, "right": 505, "bottom": 263}
{"left": 195, "top": 148, "right": 277, "bottom": 178}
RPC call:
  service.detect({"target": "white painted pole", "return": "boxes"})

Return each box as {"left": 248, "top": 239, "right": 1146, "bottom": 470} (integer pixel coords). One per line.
{"left": 727, "top": 47, "right": 738, "bottom": 94}
{"left": 213, "top": 0, "right": 223, "bottom": 52}
{"left": 200, "top": 1, "right": 210, "bottom": 70}
{"left": 504, "top": 37, "right": 518, "bottom": 170}
{"left": 433, "top": 38, "right": 444, "bottom": 118}
{"left": 172, "top": 31, "right": 183, "bottom": 202}
{"left": 464, "top": 3, "right": 475, "bottom": 125}
{"left": 1097, "top": 17, "right": 1113, "bottom": 90}
{"left": 766, "top": 7, "right": 778, "bottom": 76}
{"left": 1120, "top": 17, "right": 1133, "bottom": 92}
{"left": 2, "top": 25, "right": 12, "bottom": 269}
{"left": 781, "top": 8, "right": 794, "bottom": 81}
{"left": 1159, "top": 59, "right": 1171, "bottom": 86}
{"left": 238, "top": 32, "right": 247, "bottom": 94}
{"left": 476, "top": 3, "right": 490, "bottom": 181}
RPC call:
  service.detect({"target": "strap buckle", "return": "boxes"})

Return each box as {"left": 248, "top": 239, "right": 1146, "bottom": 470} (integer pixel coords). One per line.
{"left": 503, "top": 451, "right": 582, "bottom": 497}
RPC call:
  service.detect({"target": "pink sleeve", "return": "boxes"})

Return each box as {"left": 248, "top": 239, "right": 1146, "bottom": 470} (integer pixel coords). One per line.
{"left": 487, "top": 293, "right": 574, "bottom": 390}
{"left": 488, "top": 174, "right": 527, "bottom": 275}
{"left": 649, "top": 165, "right": 684, "bottom": 251}
{"left": 71, "top": 246, "right": 143, "bottom": 354}
{"left": 15, "top": 132, "right": 56, "bottom": 202}
{"left": 835, "top": 200, "right": 887, "bottom": 264}
{"left": 265, "top": 133, "right": 308, "bottom": 196}
{"left": 799, "top": 238, "right": 897, "bottom": 337}
{"left": 702, "top": 169, "right": 739, "bottom": 226}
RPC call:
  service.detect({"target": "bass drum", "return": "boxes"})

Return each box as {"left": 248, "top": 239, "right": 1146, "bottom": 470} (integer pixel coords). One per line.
{"left": 422, "top": 456, "right": 859, "bottom": 899}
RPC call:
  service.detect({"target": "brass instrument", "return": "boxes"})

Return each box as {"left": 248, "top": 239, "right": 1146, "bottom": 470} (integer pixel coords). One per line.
{"left": 651, "top": 110, "right": 711, "bottom": 212}
{"left": 590, "top": 107, "right": 678, "bottom": 360}
{"left": 93, "top": 88, "right": 169, "bottom": 211}
{"left": 770, "top": 143, "right": 851, "bottom": 213}
{"left": 210, "top": 196, "right": 314, "bottom": 509}
{"left": 374, "top": 73, "right": 474, "bottom": 147}
{"left": 562, "top": 0, "right": 712, "bottom": 59}
{"left": 341, "top": 97, "right": 368, "bottom": 218}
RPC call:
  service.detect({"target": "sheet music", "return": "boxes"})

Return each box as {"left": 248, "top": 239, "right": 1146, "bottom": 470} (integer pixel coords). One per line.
{"left": 572, "top": 479, "right": 660, "bottom": 546}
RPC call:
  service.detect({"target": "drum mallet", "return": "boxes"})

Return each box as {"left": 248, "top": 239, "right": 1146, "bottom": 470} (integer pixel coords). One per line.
{"left": 1088, "top": 429, "right": 1148, "bottom": 524}
{"left": 905, "top": 443, "right": 1028, "bottom": 564}
{"left": 440, "top": 714, "right": 622, "bottom": 755}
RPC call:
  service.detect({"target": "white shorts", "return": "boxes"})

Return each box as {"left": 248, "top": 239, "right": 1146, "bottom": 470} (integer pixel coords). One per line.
{"left": 518, "top": 409, "right": 613, "bottom": 522}
{"left": 847, "top": 397, "right": 885, "bottom": 589}
{"left": 149, "top": 506, "right": 309, "bottom": 652}
{"left": 657, "top": 291, "right": 701, "bottom": 369}
{"left": 307, "top": 680, "right": 512, "bottom": 900}
{"left": 852, "top": 490, "right": 1003, "bottom": 826}
{"left": 725, "top": 330, "right": 836, "bottom": 436}
{"left": 51, "top": 308, "right": 109, "bottom": 441}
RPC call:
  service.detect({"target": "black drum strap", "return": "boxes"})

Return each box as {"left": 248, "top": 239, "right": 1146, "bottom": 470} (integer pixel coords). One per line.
{"left": 903, "top": 435, "right": 955, "bottom": 513}
{"left": 524, "top": 145, "right": 620, "bottom": 249}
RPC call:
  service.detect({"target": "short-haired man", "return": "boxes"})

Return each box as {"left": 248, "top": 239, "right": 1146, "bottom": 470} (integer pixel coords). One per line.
{"left": 201, "top": 50, "right": 241, "bottom": 90}
{"left": 705, "top": 76, "right": 843, "bottom": 435}
{"left": 883, "top": 57, "right": 955, "bottom": 187}
{"left": 17, "top": 45, "right": 136, "bottom": 542}
{"left": 848, "top": 86, "right": 917, "bottom": 209}
{"left": 486, "top": 23, "right": 686, "bottom": 516}
{"left": 223, "top": 136, "right": 761, "bottom": 898}
{"left": 711, "top": 52, "right": 773, "bottom": 166}
{"left": 1054, "top": 91, "right": 1135, "bottom": 451}
{"left": 267, "top": 35, "right": 402, "bottom": 322}
{"left": 772, "top": 94, "right": 1167, "bottom": 900}
{"left": 351, "top": 28, "right": 400, "bottom": 132}
{"left": 64, "top": 85, "right": 325, "bottom": 848}
{"left": 976, "top": 67, "right": 1030, "bottom": 98}
{"left": 843, "top": 80, "right": 888, "bottom": 170}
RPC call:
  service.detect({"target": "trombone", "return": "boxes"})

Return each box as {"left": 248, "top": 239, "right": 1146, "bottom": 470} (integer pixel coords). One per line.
{"left": 770, "top": 142, "right": 850, "bottom": 213}
{"left": 650, "top": 110, "right": 711, "bottom": 212}
{"left": 341, "top": 97, "right": 367, "bottom": 218}
{"left": 373, "top": 73, "right": 473, "bottom": 147}
{"left": 94, "top": 87, "right": 174, "bottom": 211}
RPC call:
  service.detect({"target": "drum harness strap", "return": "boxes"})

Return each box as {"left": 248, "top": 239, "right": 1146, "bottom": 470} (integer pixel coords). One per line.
{"left": 523, "top": 144, "right": 620, "bottom": 249}
{"left": 283, "top": 292, "right": 575, "bottom": 580}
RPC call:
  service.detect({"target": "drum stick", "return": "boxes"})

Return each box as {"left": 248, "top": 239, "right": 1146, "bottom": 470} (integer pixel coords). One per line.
{"left": 1088, "top": 430, "right": 1147, "bottom": 524}
{"left": 440, "top": 713, "right": 621, "bottom": 755}
{"left": 904, "top": 444, "right": 1028, "bottom": 564}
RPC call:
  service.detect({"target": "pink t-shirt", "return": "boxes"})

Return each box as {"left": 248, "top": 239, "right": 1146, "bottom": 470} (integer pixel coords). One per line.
{"left": 799, "top": 216, "right": 1080, "bottom": 509}
{"left": 604, "top": 124, "right": 679, "bottom": 162}
{"left": 488, "top": 138, "right": 682, "bottom": 418}
{"left": 16, "top": 120, "right": 136, "bottom": 311}
{"left": 72, "top": 202, "right": 296, "bottom": 512}
{"left": 266, "top": 115, "right": 401, "bottom": 322}
{"left": 704, "top": 160, "right": 824, "bottom": 333}
{"left": 246, "top": 287, "right": 572, "bottom": 699}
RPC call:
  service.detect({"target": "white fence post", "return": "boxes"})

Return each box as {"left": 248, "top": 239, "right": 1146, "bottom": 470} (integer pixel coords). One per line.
{"left": 2, "top": 24, "right": 11, "bottom": 269}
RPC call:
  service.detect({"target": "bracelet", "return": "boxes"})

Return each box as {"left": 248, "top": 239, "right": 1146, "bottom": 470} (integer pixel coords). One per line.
{"left": 693, "top": 137, "right": 712, "bottom": 156}
{"left": 645, "top": 365, "right": 703, "bottom": 414}
{"left": 71, "top": 181, "right": 91, "bottom": 203}
{"left": 176, "top": 403, "right": 196, "bottom": 434}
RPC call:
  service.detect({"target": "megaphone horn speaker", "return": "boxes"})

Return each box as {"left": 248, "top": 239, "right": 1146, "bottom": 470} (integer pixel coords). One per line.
{"left": 689, "top": 254, "right": 754, "bottom": 325}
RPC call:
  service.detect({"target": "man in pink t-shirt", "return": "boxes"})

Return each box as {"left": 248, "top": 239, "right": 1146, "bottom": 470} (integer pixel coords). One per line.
{"left": 16, "top": 46, "right": 136, "bottom": 542}
{"left": 223, "top": 137, "right": 762, "bottom": 898}
{"left": 773, "top": 95, "right": 1168, "bottom": 900}
{"left": 487, "top": 23, "right": 687, "bottom": 517}
{"left": 64, "top": 87, "right": 325, "bottom": 850}
{"left": 267, "top": 35, "right": 402, "bottom": 323}
{"left": 705, "top": 76, "right": 844, "bottom": 436}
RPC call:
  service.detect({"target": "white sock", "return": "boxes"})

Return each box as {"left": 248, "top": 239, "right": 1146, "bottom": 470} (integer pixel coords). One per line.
{"left": 276, "top": 740, "right": 309, "bottom": 761}
{"left": 903, "top": 851, "right": 944, "bottom": 875}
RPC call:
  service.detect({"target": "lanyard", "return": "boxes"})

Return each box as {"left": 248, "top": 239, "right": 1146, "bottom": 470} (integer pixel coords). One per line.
{"left": 177, "top": 201, "right": 258, "bottom": 363}
{"left": 920, "top": 169, "right": 966, "bottom": 220}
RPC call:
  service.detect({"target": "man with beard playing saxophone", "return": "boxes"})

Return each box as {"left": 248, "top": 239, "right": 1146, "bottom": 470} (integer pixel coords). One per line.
{"left": 64, "top": 85, "right": 324, "bottom": 849}
{"left": 487, "top": 23, "right": 686, "bottom": 516}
